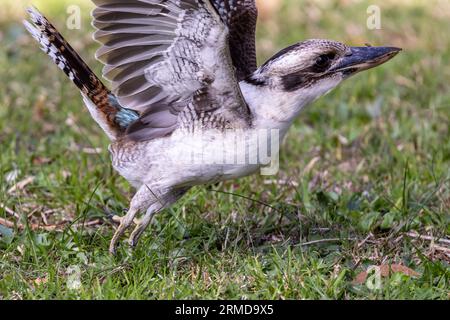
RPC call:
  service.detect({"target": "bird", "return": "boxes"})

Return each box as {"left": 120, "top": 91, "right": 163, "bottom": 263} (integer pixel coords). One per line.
{"left": 23, "top": 0, "right": 401, "bottom": 254}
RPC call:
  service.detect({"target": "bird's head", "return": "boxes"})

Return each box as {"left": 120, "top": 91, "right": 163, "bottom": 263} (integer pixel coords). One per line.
{"left": 243, "top": 39, "right": 401, "bottom": 125}
{"left": 250, "top": 39, "right": 401, "bottom": 93}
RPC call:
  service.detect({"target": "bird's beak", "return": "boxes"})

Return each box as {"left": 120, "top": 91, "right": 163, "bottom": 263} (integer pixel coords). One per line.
{"left": 330, "top": 46, "right": 402, "bottom": 76}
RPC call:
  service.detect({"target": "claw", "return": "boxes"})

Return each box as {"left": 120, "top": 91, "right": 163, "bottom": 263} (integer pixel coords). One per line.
{"left": 109, "top": 208, "right": 138, "bottom": 254}
{"left": 111, "top": 215, "right": 140, "bottom": 225}
{"left": 111, "top": 215, "right": 122, "bottom": 224}
{"left": 128, "top": 223, "right": 145, "bottom": 248}
{"left": 128, "top": 207, "right": 157, "bottom": 248}
{"left": 109, "top": 186, "right": 185, "bottom": 252}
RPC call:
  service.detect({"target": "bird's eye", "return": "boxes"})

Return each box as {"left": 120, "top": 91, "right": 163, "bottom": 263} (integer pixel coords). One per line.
{"left": 314, "top": 53, "right": 336, "bottom": 70}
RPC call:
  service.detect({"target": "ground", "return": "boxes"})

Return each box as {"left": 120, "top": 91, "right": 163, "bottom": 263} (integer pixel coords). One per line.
{"left": 0, "top": 0, "right": 448, "bottom": 299}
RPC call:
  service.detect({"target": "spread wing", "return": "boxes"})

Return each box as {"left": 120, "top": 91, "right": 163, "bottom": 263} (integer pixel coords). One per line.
{"left": 211, "top": 0, "right": 258, "bottom": 80}
{"left": 92, "top": 0, "right": 252, "bottom": 141}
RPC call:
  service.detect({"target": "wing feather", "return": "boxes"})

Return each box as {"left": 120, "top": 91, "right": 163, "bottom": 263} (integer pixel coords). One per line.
{"left": 92, "top": 0, "right": 251, "bottom": 141}
{"left": 210, "top": 0, "right": 258, "bottom": 80}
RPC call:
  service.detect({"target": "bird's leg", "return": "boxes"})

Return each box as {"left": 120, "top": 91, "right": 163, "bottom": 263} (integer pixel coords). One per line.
{"left": 128, "top": 187, "right": 189, "bottom": 248}
{"left": 109, "top": 207, "right": 138, "bottom": 254}
{"left": 128, "top": 203, "right": 161, "bottom": 248}
{"left": 109, "top": 185, "right": 155, "bottom": 254}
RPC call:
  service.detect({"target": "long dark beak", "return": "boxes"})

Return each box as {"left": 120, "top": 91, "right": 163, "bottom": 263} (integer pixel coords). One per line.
{"left": 330, "top": 46, "right": 402, "bottom": 76}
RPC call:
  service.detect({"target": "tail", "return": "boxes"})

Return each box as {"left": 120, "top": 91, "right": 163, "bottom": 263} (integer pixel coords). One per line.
{"left": 23, "top": 6, "right": 138, "bottom": 141}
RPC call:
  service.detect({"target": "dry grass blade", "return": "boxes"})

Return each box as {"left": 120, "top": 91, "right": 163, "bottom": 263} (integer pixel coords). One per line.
{"left": 297, "top": 237, "right": 358, "bottom": 247}
{"left": 406, "top": 231, "right": 450, "bottom": 246}
{"left": 0, "top": 216, "right": 103, "bottom": 232}
{"left": 7, "top": 176, "right": 35, "bottom": 194}
{"left": 0, "top": 203, "right": 20, "bottom": 219}
{"left": 0, "top": 217, "right": 16, "bottom": 229}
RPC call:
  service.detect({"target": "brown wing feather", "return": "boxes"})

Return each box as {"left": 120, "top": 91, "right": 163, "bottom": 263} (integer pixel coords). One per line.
{"left": 210, "top": 0, "right": 258, "bottom": 80}
{"left": 24, "top": 6, "right": 138, "bottom": 141}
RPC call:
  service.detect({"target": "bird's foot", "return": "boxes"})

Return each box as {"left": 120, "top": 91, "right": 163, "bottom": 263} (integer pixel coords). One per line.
{"left": 111, "top": 215, "right": 140, "bottom": 225}
{"left": 128, "top": 224, "right": 144, "bottom": 248}
{"left": 127, "top": 209, "right": 155, "bottom": 248}
{"left": 109, "top": 208, "right": 138, "bottom": 255}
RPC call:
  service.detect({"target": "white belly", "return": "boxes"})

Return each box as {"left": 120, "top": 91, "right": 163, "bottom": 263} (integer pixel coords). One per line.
{"left": 110, "top": 128, "right": 280, "bottom": 189}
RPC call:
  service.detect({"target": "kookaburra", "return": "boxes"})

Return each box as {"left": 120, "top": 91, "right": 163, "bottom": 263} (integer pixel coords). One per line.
{"left": 24, "top": 0, "right": 401, "bottom": 254}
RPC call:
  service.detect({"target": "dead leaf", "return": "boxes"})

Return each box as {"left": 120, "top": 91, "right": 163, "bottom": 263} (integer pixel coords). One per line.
{"left": 32, "top": 156, "right": 52, "bottom": 165}
{"left": 353, "top": 264, "right": 420, "bottom": 285}
{"left": 7, "top": 176, "right": 35, "bottom": 194}
{"left": 32, "top": 277, "right": 48, "bottom": 286}
{"left": 302, "top": 156, "right": 321, "bottom": 176}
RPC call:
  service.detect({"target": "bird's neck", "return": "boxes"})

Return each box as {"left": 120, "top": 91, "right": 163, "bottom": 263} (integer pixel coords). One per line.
{"left": 239, "top": 80, "right": 315, "bottom": 138}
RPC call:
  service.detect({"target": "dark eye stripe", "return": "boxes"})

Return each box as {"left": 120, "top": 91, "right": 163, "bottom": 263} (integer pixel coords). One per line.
{"left": 281, "top": 52, "right": 338, "bottom": 91}
{"left": 281, "top": 72, "right": 314, "bottom": 91}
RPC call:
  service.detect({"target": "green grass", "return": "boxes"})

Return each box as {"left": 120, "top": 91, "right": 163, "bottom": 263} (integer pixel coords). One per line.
{"left": 0, "top": 0, "right": 449, "bottom": 299}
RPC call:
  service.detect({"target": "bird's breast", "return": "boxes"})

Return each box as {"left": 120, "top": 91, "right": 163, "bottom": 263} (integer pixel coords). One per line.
{"left": 109, "top": 128, "right": 279, "bottom": 188}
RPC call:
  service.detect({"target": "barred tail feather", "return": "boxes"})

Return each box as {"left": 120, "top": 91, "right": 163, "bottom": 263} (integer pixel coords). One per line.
{"left": 23, "top": 6, "right": 138, "bottom": 140}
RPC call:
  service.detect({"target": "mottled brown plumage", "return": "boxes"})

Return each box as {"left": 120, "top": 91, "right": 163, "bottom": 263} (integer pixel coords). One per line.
{"left": 23, "top": 7, "right": 131, "bottom": 140}
{"left": 211, "top": 0, "right": 259, "bottom": 80}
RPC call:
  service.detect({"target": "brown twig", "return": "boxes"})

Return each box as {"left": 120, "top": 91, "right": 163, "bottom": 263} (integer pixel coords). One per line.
{"left": 297, "top": 237, "right": 358, "bottom": 247}
{"left": 0, "top": 217, "right": 102, "bottom": 232}
{"left": 405, "top": 231, "right": 450, "bottom": 246}
{"left": 72, "top": 219, "right": 102, "bottom": 228}
{"left": 7, "top": 176, "right": 35, "bottom": 194}
{"left": 431, "top": 245, "right": 450, "bottom": 253}
{"left": 0, "top": 203, "right": 20, "bottom": 219}
{"left": 0, "top": 217, "right": 16, "bottom": 229}
{"left": 357, "top": 233, "right": 373, "bottom": 249}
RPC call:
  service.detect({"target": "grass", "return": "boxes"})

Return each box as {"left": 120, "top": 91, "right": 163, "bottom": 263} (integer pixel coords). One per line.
{"left": 0, "top": 0, "right": 449, "bottom": 299}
